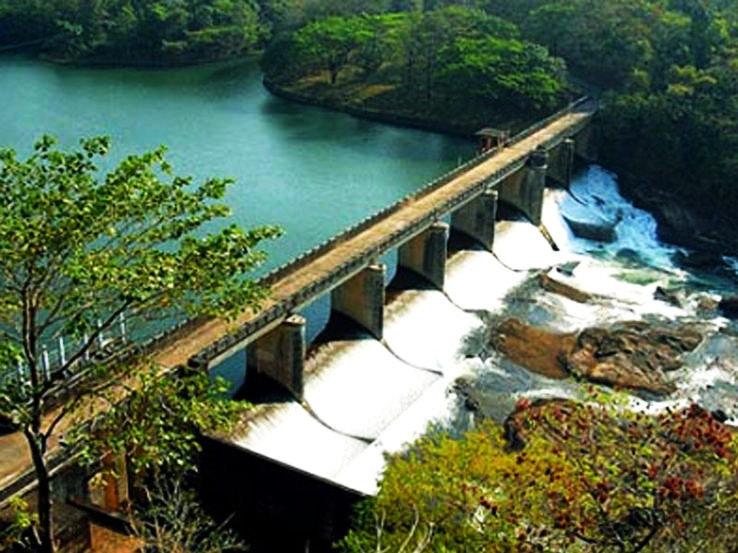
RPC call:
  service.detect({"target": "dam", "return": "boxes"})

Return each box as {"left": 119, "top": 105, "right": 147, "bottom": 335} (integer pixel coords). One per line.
{"left": 0, "top": 89, "right": 596, "bottom": 551}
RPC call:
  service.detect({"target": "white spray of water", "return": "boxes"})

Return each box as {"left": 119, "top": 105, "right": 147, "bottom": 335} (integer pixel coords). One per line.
{"left": 230, "top": 164, "right": 737, "bottom": 494}
{"left": 555, "top": 166, "right": 680, "bottom": 269}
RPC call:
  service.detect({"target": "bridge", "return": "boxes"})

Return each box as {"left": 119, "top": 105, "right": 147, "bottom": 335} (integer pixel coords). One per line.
{"left": 176, "top": 97, "right": 595, "bottom": 388}
{"left": 0, "top": 97, "right": 596, "bottom": 550}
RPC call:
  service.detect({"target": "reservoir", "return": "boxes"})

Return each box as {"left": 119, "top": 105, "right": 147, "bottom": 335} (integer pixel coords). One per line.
{"left": 0, "top": 54, "right": 470, "bottom": 272}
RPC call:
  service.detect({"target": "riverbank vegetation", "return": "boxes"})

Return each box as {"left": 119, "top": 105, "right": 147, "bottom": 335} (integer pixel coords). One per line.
{"left": 484, "top": 0, "right": 738, "bottom": 250}
{"left": 262, "top": 6, "right": 568, "bottom": 132}
{"left": 339, "top": 397, "right": 738, "bottom": 553}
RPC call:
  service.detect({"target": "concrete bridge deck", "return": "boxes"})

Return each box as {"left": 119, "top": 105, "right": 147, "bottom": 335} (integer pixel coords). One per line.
{"left": 181, "top": 99, "right": 595, "bottom": 368}
{"left": 0, "top": 99, "right": 596, "bottom": 504}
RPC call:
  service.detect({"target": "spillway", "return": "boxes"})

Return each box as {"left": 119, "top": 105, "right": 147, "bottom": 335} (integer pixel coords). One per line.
{"left": 207, "top": 164, "right": 738, "bottom": 553}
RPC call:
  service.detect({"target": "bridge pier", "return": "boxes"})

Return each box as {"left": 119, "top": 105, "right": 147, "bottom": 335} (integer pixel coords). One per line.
{"left": 499, "top": 147, "right": 548, "bottom": 225}
{"left": 398, "top": 222, "right": 448, "bottom": 289}
{"left": 331, "top": 264, "right": 386, "bottom": 339}
{"left": 451, "top": 189, "right": 498, "bottom": 251}
{"left": 246, "top": 314, "right": 306, "bottom": 399}
{"left": 574, "top": 124, "right": 597, "bottom": 162}
{"left": 548, "top": 138, "right": 575, "bottom": 186}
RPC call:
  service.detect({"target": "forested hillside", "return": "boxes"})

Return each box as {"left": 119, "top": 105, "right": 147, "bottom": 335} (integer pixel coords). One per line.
{"left": 485, "top": 0, "right": 738, "bottom": 250}
{"left": 3, "top": 0, "right": 738, "bottom": 248}
{"left": 0, "top": 0, "right": 265, "bottom": 63}
{"left": 261, "top": 0, "right": 738, "bottom": 250}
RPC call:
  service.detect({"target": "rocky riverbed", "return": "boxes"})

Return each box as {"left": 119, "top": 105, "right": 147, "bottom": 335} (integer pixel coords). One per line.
{"left": 448, "top": 165, "right": 738, "bottom": 430}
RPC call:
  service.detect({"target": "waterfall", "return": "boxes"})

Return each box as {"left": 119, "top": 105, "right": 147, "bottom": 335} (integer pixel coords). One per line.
{"left": 223, "top": 164, "right": 738, "bottom": 495}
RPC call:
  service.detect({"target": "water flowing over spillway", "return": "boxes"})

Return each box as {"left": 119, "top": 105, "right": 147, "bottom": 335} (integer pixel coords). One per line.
{"left": 228, "top": 164, "right": 738, "bottom": 496}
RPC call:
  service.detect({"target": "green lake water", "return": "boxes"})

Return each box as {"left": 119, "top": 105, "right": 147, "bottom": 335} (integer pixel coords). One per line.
{"left": 0, "top": 55, "right": 471, "bottom": 272}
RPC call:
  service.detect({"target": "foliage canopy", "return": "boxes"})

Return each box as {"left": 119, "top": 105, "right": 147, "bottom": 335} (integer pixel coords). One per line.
{"left": 339, "top": 397, "right": 738, "bottom": 553}
{"left": 0, "top": 135, "right": 281, "bottom": 552}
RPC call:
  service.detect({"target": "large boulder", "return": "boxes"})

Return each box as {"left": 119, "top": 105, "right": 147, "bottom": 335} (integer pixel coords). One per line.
{"left": 490, "top": 319, "right": 702, "bottom": 395}
{"left": 719, "top": 295, "right": 738, "bottom": 319}
{"left": 538, "top": 273, "right": 593, "bottom": 303}
{"left": 491, "top": 319, "right": 574, "bottom": 379}
{"left": 563, "top": 324, "right": 701, "bottom": 394}
{"left": 563, "top": 213, "right": 618, "bottom": 242}
{"left": 654, "top": 286, "right": 684, "bottom": 308}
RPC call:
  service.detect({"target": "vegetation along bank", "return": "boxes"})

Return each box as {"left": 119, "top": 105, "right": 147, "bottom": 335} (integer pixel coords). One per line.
{"left": 259, "top": 0, "right": 738, "bottom": 254}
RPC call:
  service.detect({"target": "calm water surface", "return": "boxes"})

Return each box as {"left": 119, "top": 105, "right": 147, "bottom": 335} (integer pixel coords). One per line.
{"left": 0, "top": 55, "right": 471, "bottom": 271}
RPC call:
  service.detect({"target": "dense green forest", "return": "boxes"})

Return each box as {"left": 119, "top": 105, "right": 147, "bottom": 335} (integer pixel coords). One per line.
{"left": 0, "top": 0, "right": 266, "bottom": 63}
{"left": 262, "top": 6, "right": 567, "bottom": 121}
{"left": 486, "top": 0, "right": 738, "bottom": 249}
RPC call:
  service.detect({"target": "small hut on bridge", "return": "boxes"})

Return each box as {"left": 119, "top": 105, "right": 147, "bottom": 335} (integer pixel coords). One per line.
{"left": 475, "top": 128, "right": 509, "bottom": 154}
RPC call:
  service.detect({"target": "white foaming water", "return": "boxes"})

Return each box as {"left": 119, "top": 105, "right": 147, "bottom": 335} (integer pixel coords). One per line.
{"left": 232, "top": 164, "right": 736, "bottom": 496}
{"left": 553, "top": 166, "right": 680, "bottom": 270}
{"left": 493, "top": 219, "right": 564, "bottom": 270}
{"left": 383, "top": 289, "right": 482, "bottom": 371}
{"left": 303, "top": 338, "right": 438, "bottom": 439}
{"left": 232, "top": 401, "right": 368, "bottom": 483}
{"left": 444, "top": 248, "right": 529, "bottom": 313}
{"left": 236, "top": 284, "right": 486, "bottom": 494}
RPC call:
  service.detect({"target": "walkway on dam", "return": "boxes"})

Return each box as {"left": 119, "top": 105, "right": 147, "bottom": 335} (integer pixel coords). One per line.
{"left": 158, "top": 99, "right": 595, "bottom": 368}
{"left": 0, "top": 100, "right": 595, "bottom": 499}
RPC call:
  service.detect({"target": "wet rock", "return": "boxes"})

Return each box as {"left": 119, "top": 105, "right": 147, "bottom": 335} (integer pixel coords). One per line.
{"left": 616, "top": 248, "right": 644, "bottom": 266}
{"left": 563, "top": 213, "right": 618, "bottom": 242}
{"left": 490, "top": 319, "right": 702, "bottom": 395}
{"left": 696, "top": 295, "right": 719, "bottom": 313}
{"left": 555, "top": 261, "right": 579, "bottom": 277}
{"left": 453, "top": 377, "right": 482, "bottom": 413}
{"left": 538, "top": 273, "right": 592, "bottom": 303}
{"left": 719, "top": 295, "right": 738, "bottom": 318}
{"left": 491, "top": 319, "right": 573, "bottom": 379}
{"left": 565, "top": 325, "right": 702, "bottom": 394}
{"left": 673, "top": 250, "right": 726, "bottom": 270}
{"left": 654, "top": 286, "right": 684, "bottom": 308}
{"left": 452, "top": 377, "right": 510, "bottom": 422}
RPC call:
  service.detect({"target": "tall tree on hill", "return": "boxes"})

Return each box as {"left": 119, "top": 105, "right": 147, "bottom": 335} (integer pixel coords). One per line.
{"left": 0, "top": 135, "right": 282, "bottom": 552}
{"left": 293, "top": 15, "right": 375, "bottom": 83}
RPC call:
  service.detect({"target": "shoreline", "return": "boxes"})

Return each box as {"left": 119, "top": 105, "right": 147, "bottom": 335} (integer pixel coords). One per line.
{"left": 262, "top": 78, "right": 480, "bottom": 138}
{"left": 264, "top": 79, "right": 738, "bottom": 255}
{"left": 38, "top": 50, "right": 262, "bottom": 70}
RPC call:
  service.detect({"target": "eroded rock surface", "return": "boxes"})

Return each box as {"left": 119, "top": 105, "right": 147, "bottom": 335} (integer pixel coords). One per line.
{"left": 490, "top": 319, "right": 702, "bottom": 395}
{"left": 491, "top": 319, "right": 574, "bottom": 379}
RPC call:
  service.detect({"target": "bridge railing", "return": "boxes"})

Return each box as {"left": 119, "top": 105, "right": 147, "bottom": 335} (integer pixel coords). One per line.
{"left": 162, "top": 95, "right": 595, "bottom": 367}
{"left": 189, "top": 146, "right": 538, "bottom": 366}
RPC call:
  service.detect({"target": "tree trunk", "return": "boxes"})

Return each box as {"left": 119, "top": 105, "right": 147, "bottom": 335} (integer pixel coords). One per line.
{"left": 25, "top": 429, "right": 56, "bottom": 553}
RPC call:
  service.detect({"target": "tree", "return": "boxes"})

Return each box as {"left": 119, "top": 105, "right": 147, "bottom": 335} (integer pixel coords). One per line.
{"left": 0, "top": 135, "right": 282, "bottom": 553}
{"left": 338, "top": 396, "right": 738, "bottom": 553}
{"left": 77, "top": 368, "right": 249, "bottom": 553}
{"left": 436, "top": 36, "right": 566, "bottom": 109}
{"left": 293, "top": 15, "right": 375, "bottom": 84}
{"left": 127, "top": 475, "right": 247, "bottom": 553}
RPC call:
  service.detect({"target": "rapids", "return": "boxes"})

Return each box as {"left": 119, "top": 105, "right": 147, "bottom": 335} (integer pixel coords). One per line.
{"left": 225, "top": 164, "right": 738, "bottom": 496}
